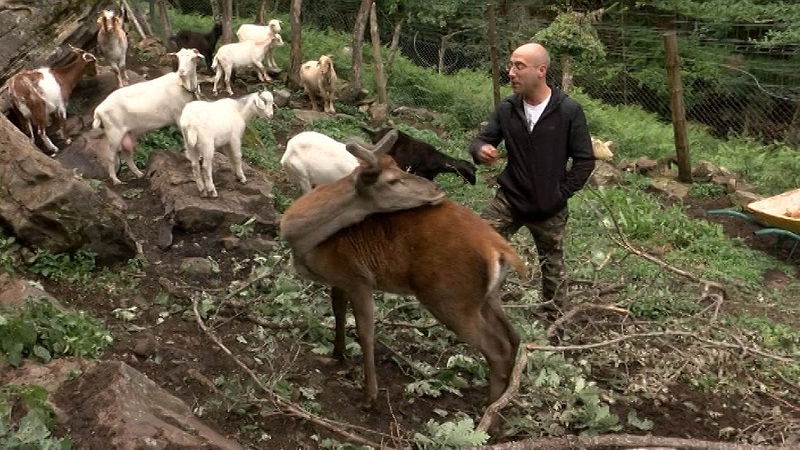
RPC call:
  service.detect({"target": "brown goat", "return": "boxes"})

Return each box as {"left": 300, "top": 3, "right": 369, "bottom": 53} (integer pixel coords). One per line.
{"left": 96, "top": 8, "right": 129, "bottom": 88}
{"left": 7, "top": 45, "right": 98, "bottom": 154}
{"left": 279, "top": 130, "right": 524, "bottom": 414}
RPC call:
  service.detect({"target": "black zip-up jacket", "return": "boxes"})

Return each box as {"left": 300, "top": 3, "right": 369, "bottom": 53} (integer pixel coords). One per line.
{"left": 469, "top": 87, "right": 595, "bottom": 221}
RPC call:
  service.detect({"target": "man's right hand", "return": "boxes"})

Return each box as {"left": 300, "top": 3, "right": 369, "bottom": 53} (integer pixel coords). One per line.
{"left": 477, "top": 144, "right": 500, "bottom": 165}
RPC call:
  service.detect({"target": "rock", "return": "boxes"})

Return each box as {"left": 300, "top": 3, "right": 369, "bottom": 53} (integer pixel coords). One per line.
{"left": 156, "top": 218, "right": 174, "bottom": 250}
{"left": 238, "top": 236, "right": 275, "bottom": 254}
{"left": 291, "top": 108, "right": 351, "bottom": 123}
{"left": 391, "top": 106, "right": 441, "bottom": 122}
{"left": 3, "top": 359, "right": 243, "bottom": 450}
{"left": 180, "top": 257, "right": 220, "bottom": 275}
{"left": 133, "top": 333, "right": 157, "bottom": 358}
{"left": 692, "top": 160, "right": 719, "bottom": 181}
{"left": 369, "top": 102, "right": 389, "bottom": 125}
{"left": 730, "top": 190, "right": 764, "bottom": 207}
{"left": 55, "top": 133, "right": 119, "bottom": 180}
{"left": 272, "top": 88, "right": 292, "bottom": 108}
{"left": 0, "top": 273, "right": 63, "bottom": 309}
{"left": 648, "top": 177, "right": 690, "bottom": 199}
{"left": 0, "top": 115, "right": 140, "bottom": 265}
{"left": 146, "top": 150, "right": 279, "bottom": 235}
{"left": 589, "top": 161, "right": 622, "bottom": 186}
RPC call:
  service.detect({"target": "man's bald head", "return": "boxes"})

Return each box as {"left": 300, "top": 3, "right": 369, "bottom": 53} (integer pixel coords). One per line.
{"left": 512, "top": 42, "right": 550, "bottom": 68}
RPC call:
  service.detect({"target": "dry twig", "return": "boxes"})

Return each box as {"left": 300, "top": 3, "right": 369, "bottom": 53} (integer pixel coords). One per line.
{"left": 192, "top": 295, "right": 392, "bottom": 449}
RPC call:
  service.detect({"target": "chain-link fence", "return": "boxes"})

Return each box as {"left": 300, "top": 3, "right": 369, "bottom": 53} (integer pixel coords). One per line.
{"left": 138, "top": 0, "right": 800, "bottom": 148}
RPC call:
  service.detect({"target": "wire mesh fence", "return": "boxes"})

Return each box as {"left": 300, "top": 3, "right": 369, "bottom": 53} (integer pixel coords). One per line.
{"left": 147, "top": 0, "right": 800, "bottom": 148}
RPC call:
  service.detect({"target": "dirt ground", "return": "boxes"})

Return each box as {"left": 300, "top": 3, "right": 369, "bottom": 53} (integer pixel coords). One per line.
{"left": 11, "top": 45, "right": 800, "bottom": 449}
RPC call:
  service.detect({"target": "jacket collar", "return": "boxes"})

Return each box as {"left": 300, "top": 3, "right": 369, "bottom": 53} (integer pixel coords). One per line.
{"left": 509, "top": 85, "right": 564, "bottom": 122}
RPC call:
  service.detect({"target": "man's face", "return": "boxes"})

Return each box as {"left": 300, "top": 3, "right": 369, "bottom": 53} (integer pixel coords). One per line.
{"left": 508, "top": 53, "right": 546, "bottom": 95}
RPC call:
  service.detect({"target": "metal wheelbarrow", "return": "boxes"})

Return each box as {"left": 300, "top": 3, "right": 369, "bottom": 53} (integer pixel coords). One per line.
{"left": 707, "top": 188, "right": 800, "bottom": 259}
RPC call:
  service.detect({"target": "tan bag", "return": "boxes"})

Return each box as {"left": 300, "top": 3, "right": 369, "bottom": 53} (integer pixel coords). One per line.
{"left": 591, "top": 136, "right": 614, "bottom": 160}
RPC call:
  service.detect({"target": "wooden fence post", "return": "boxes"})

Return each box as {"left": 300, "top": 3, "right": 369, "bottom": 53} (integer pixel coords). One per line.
{"left": 487, "top": 4, "right": 500, "bottom": 108}
{"left": 663, "top": 31, "right": 692, "bottom": 183}
{"left": 369, "top": 2, "right": 387, "bottom": 105}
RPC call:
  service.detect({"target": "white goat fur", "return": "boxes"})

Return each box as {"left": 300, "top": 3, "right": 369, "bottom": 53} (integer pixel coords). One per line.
{"left": 212, "top": 38, "right": 274, "bottom": 96}
{"left": 91, "top": 48, "right": 204, "bottom": 185}
{"left": 299, "top": 55, "right": 337, "bottom": 113}
{"left": 235, "top": 20, "right": 283, "bottom": 70}
{"left": 96, "top": 9, "right": 129, "bottom": 88}
{"left": 179, "top": 90, "right": 275, "bottom": 198}
{"left": 281, "top": 131, "right": 360, "bottom": 193}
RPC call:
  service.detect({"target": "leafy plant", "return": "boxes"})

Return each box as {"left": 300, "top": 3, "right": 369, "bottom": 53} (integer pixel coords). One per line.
{"left": 27, "top": 249, "right": 97, "bottom": 284}
{"left": 0, "top": 298, "right": 113, "bottom": 367}
{"left": 0, "top": 384, "right": 71, "bottom": 449}
{"left": 413, "top": 418, "right": 488, "bottom": 449}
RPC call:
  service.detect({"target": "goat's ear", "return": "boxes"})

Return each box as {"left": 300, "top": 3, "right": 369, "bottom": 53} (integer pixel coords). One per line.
{"left": 254, "top": 95, "right": 266, "bottom": 109}
{"left": 82, "top": 53, "right": 97, "bottom": 62}
{"left": 191, "top": 48, "right": 204, "bottom": 58}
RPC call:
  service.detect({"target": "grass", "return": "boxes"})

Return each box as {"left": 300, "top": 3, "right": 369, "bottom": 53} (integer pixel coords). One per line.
{"left": 2, "top": 5, "right": 799, "bottom": 448}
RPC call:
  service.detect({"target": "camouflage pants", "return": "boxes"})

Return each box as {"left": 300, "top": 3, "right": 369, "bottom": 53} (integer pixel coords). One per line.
{"left": 480, "top": 189, "right": 569, "bottom": 309}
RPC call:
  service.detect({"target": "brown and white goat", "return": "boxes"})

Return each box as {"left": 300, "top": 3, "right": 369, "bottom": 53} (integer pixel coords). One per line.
{"left": 96, "top": 8, "right": 129, "bottom": 88}
{"left": 280, "top": 130, "right": 524, "bottom": 414}
{"left": 299, "top": 54, "right": 337, "bottom": 113}
{"left": 7, "top": 45, "right": 98, "bottom": 154}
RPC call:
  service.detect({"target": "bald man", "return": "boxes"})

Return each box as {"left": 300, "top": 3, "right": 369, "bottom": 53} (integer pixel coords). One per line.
{"left": 468, "top": 42, "right": 595, "bottom": 320}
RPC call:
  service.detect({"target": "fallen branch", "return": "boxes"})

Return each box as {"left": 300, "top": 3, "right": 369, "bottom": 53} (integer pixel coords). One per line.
{"left": 581, "top": 186, "right": 729, "bottom": 297}
{"left": 472, "top": 433, "right": 794, "bottom": 450}
{"left": 476, "top": 329, "right": 794, "bottom": 430}
{"left": 192, "top": 295, "right": 391, "bottom": 449}
{"left": 546, "top": 303, "right": 630, "bottom": 339}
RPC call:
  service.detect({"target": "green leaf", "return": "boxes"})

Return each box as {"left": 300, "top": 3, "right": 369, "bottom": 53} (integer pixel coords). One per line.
{"left": 33, "top": 345, "right": 52, "bottom": 363}
{"left": 627, "top": 409, "right": 655, "bottom": 431}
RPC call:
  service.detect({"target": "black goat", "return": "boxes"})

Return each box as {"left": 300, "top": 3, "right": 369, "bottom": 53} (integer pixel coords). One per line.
{"left": 168, "top": 22, "right": 223, "bottom": 73}
{"left": 360, "top": 126, "right": 477, "bottom": 185}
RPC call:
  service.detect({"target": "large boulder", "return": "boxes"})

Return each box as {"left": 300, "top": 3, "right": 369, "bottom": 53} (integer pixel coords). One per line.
{"left": 0, "top": 114, "right": 140, "bottom": 265}
{"left": 146, "top": 150, "right": 280, "bottom": 237}
{"left": 1, "top": 359, "right": 242, "bottom": 450}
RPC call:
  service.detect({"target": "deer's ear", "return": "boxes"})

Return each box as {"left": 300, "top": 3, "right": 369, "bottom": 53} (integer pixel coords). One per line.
{"left": 355, "top": 168, "right": 381, "bottom": 191}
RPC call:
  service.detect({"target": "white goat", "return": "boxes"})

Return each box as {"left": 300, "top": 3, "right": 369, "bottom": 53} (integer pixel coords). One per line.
{"left": 96, "top": 8, "right": 129, "bottom": 88}
{"left": 299, "top": 54, "right": 337, "bottom": 113}
{"left": 179, "top": 90, "right": 275, "bottom": 198}
{"left": 211, "top": 38, "right": 274, "bottom": 96}
{"left": 91, "top": 48, "right": 204, "bottom": 185}
{"left": 281, "top": 131, "right": 360, "bottom": 193}
{"left": 235, "top": 19, "right": 283, "bottom": 70}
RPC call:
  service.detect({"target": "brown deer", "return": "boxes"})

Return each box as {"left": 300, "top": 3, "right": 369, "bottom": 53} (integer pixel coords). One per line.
{"left": 280, "top": 130, "right": 524, "bottom": 416}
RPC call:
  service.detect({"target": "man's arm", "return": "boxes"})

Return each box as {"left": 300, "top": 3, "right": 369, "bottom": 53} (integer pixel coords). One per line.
{"left": 561, "top": 102, "right": 596, "bottom": 197}
{"left": 468, "top": 106, "right": 504, "bottom": 165}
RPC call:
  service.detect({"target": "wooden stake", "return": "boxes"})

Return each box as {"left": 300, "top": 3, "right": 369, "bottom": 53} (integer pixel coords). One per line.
{"left": 663, "top": 31, "right": 692, "bottom": 183}
{"left": 369, "top": 2, "right": 386, "bottom": 104}
{"left": 487, "top": 3, "right": 500, "bottom": 108}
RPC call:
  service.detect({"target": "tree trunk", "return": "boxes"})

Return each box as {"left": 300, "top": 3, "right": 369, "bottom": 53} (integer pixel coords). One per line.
{"left": 786, "top": 102, "right": 800, "bottom": 147}
{"left": 0, "top": 114, "right": 139, "bottom": 265}
{"left": 286, "top": 0, "right": 303, "bottom": 89}
{"left": 221, "top": 0, "right": 233, "bottom": 44}
{"left": 368, "top": 2, "right": 386, "bottom": 105}
{"left": 155, "top": 0, "right": 171, "bottom": 42}
{"left": 256, "top": 0, "right": 269, "bottom": 24}
{"left": 209, "top": 0, "right": 220, "bottom": 21}
{"left": 0, "top": 0, "right": 109, "bottom": 113}
{"left": 561, "top": 53, "right": 573, "bottom": 94}
{"left": 346, "top": 0, "right": 372, "bottom": 102}
{"left": 438, "top": 36, "right": 448, "bottom": 75}
{"left": 385, "top": 16, "right": 404, "bottom": 79}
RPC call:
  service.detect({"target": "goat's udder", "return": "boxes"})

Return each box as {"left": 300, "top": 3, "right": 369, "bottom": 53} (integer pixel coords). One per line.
{"left": 121, "top": 134, "right": 137, "bottom": 153}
